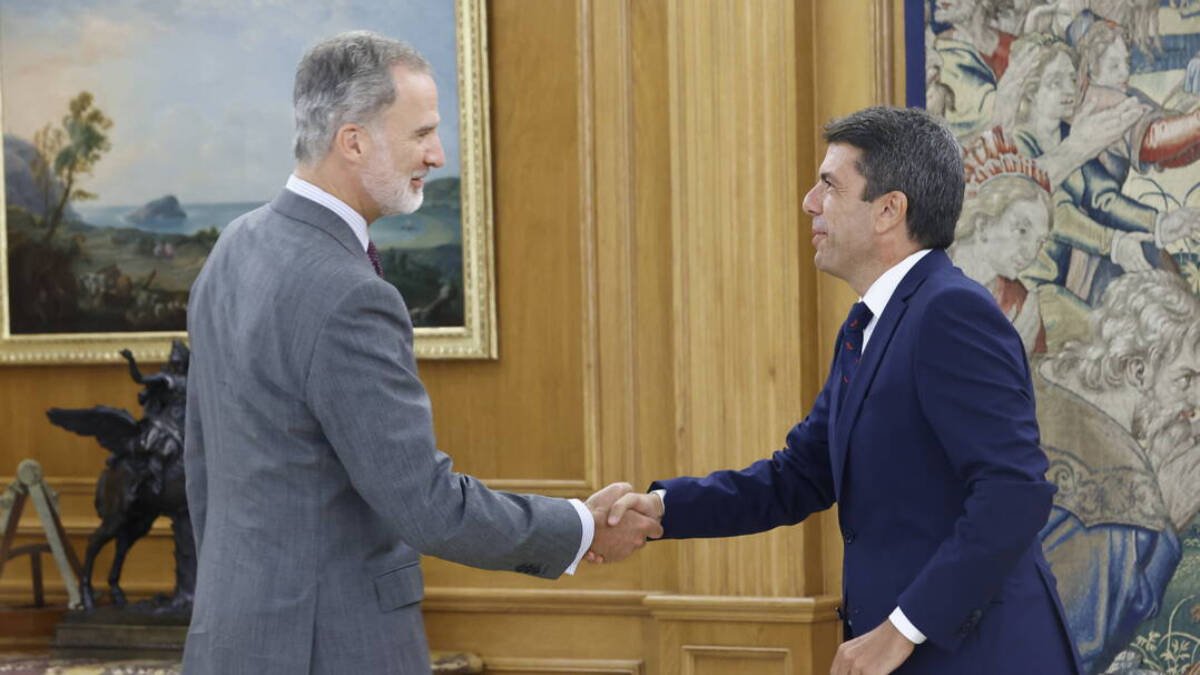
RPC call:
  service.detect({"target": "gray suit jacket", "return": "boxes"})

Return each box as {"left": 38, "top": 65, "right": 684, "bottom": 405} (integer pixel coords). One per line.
{"left": 182, "top": 189, "right": 582, "bottom": 674}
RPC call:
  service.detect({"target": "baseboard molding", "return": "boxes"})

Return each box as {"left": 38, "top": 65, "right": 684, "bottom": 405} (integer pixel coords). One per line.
{"left": 484, "top": 657, "right": 643, "bottom": 673}
{"left": 644, "top": 594, "right": 841, "bottom": 623}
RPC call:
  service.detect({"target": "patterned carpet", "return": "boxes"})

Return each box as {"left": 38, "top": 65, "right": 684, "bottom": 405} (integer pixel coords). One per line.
{"left": 0, "top": 651, "right": 481, "bottom": 674}
{"left": 0, "top": 656, "right": 178, "bottom": 675}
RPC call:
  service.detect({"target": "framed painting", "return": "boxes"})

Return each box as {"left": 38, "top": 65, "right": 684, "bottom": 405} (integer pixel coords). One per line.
{"left": 0, "top": 0, "right": 496, "bottom": 363}
{"left": 909, "top": 1, "right": 1200, "bottom": 672}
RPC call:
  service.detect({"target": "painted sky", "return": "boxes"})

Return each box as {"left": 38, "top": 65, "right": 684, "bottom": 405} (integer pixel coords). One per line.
{"left": 0, "top": 0, "right": 461, "bottom": 206}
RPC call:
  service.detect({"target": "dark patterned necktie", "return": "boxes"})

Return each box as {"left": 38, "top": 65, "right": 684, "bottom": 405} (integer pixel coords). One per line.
{"left": 837, "top": 301, "right": 874, "bottom": 406}
{"left": 366, "top": 240, "right": 383, "bottom": 277}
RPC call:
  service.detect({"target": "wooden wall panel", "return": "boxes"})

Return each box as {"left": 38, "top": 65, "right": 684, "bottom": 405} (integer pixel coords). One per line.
{"left": 418, "top": 0, "right": 588, "bottom": 487}
{"left": 624, "top": 0, "right": 682, "bottom": 597}
{"left": 683, "top": 647, "right": 790, "bottom": 675}
{"left": 649, "top": 594, "right": 840, "bottom": 675}
{"left": 666, "top": 0, "right": 816, "bottom": 598}
{"left": 423, "top": 597, "right": 645, "bottom": 667}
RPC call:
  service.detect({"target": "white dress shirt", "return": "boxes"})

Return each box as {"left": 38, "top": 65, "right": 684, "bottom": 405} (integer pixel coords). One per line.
{"left": 860, "top": 249, "right": 931, "bottom": 354}
{"left": 286, "top": 174, "right": 371, "bottom": 251}
{"left": 857, "top": 248, "right": 932, "bottom": 644}
{"left": 285, "top": 174, "right": 595, "bottom": 574}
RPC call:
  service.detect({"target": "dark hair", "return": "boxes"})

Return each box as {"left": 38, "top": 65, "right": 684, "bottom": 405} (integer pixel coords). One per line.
{"left": 823, "top": 106, "right": 964, "bottom": 249}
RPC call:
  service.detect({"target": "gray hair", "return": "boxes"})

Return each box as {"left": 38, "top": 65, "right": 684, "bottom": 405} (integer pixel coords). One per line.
{"left": 1050, "top": 270, "right": 1200, "bottom": 391}
{"left": 823, "top": 106, "right": 964, "bottom": 249}
{"left": 293, "top": 31, "right": 431, "bottom": 164}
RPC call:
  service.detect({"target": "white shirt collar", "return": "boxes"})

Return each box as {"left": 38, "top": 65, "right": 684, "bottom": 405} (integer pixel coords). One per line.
{"left": 285, "top": 174, "right": 369, "bottom": 252}
{"left": 860, "top": 248, "right": 932, "bottom": 351}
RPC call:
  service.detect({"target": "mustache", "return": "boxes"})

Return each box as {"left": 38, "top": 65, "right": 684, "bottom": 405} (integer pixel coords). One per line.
{"left": 1146, "top": 413, "right": 1199, "bottom": 467}
{"left": 1133, "top": 398, "right": 1194, "bottom": 442}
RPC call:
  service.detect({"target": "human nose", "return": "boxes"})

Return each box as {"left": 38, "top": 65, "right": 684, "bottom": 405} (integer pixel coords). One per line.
{"left": 427, "top": 133, "right": 446, "bottom": 168}
{"left": 802, "top": 184, "right": 821, "bottom": 216}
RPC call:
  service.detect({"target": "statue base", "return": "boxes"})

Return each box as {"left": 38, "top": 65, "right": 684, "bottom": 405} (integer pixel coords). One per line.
{"left": 52, "top": 603, "right": 189, "bottom": 660}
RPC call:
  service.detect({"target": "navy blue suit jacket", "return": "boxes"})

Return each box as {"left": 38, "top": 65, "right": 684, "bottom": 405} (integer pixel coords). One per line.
{"left": 652, "top": 250, "right": 1082, "bottom": 673}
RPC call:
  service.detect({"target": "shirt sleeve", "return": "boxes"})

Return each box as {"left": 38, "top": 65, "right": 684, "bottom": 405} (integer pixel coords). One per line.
{"left": 889, "top": 606, "right": 928, "bottom": 644}
{"left": 564, "top": 498, "right": 594, "bottom": 574}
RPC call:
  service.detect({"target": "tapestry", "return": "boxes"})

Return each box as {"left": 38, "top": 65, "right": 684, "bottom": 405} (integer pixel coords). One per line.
{"left": 910, "top": 1, "right": 1200, "bottom": 672}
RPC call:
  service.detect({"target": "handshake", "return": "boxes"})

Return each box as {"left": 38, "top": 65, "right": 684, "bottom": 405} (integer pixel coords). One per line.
{"left": 582, "top": 482, "right": 665, "bottom": 564}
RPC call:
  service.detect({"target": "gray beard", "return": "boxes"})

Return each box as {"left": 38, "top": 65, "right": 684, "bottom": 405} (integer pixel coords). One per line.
{"left": 1131, "top": 395, "right": 1182, "bottom": 444}
{"left": 1145, "top": 412, "right": 1198, "bottom": 470}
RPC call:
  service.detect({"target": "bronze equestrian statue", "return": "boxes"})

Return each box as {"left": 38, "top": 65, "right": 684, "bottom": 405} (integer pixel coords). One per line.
{"left": 46, "top": 341, "right": 194, "bottom": 613}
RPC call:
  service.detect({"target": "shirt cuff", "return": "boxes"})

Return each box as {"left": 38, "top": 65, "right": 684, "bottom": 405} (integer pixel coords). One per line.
{"left": 889, "top": 607, "right": 927, "bottom": 644}
{"left": 564, "top": 498, "right": 594, "bottom": 575}
{"left": 651, "top": 489, "right": 666, "bottom": 517}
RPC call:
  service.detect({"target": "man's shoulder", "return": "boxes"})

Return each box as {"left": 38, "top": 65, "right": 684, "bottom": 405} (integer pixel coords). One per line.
{"left": 903, "top": 264, "right": 1012, "bottom": 330}
{"left": 918, "top": 263, "right": 994, "bottom": 303}
{"left": 196, "top": 201, "right": 386, "bottom": 317}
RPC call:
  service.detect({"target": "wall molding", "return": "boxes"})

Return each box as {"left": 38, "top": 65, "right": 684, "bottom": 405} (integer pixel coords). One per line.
{"left": 871, "top": 0, "right": 896, "bottom": 104}
{"left": 645, "top": 594, "right": 840, "bottom": 624}
{"left": 423, "top": 588, "right": 651, "bottom": 616}
{"left": 2, "top": 476, "right": 96, "bottom": 492}
{"left": 426, "top": 589, "right": 842, "bottom": 625}
{"left": 0, "top": 579, "right": 169, "bottom": 604}
{"left": 476, "top": 479, "right": 592, "bottom": 498}
{"left": 8, "top": 516, "right": 171, "bottom": 539}
{"left": 682, "top": 645, "right": 790, "bottom": 675}
{"left": 485, "top": 657, "right": 643, "bottom": 674}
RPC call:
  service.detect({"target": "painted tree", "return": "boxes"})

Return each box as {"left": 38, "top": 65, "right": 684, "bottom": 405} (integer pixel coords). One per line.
{"left": 31, "top": 91, "right": 113, "bottom": 241}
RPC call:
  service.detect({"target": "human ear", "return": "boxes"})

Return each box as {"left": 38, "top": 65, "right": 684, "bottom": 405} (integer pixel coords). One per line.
{"left": 1127, "top": 357, "right": 1149, "bottom": 391}
{"left": 332, "top": 123, "right": 369, "bottom": 163}
{"left": 875, "top": 191, "right": 908, "bottom": 234}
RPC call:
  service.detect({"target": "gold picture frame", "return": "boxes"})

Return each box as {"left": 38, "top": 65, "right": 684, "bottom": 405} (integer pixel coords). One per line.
{"left": 0, "top": 0, "right": 496, "bottom": 364}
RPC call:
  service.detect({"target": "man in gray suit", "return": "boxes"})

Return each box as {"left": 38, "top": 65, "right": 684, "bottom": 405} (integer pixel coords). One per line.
{"left": 182, "top": 31, "right": 659, "bottom": 674}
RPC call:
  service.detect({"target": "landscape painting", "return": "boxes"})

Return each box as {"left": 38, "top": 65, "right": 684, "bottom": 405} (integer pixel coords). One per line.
{"left": 1, "top": 0, "right": 495, "bottom": 362}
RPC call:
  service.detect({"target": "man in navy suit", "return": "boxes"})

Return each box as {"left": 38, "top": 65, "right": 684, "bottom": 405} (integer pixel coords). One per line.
{"left": 605, "top": 107, "right": 1081, "bottom": 674}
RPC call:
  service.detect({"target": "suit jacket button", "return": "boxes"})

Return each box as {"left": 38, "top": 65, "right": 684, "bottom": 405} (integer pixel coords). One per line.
{"left": 842, "top": 528, "right": 855, "bottom": 544}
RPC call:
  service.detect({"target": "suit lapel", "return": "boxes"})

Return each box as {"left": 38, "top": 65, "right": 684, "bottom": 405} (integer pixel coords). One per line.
{"left": 830, "top": 249, "right": 951, "bottom": 494}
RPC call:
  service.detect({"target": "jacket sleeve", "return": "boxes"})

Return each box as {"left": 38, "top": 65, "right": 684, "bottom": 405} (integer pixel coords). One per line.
{"left": 304, "top": 277, "right": 582, "bottom": 579}
{"left": 184, "top": 351, "right": 207, "bottom": 553}
{"left": 1061, "top": 158, "right": 1157, "bottom": 233}
{"left": 897, "top": 286, "right": 1056, "bottom": 651}
{"left": 651, "top": 351, "right": 839, "bottom": 539}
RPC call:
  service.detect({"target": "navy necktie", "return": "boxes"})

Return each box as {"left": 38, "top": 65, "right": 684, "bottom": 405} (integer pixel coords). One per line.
{"left": 837, "top": 302, "right": 874, "bottom": 406}
{"left": 366, "top": 241, "right": 383, "bottom": 277}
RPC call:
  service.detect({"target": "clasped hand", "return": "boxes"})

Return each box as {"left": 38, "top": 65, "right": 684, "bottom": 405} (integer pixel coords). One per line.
{"left": 583, "top": 483, "right": 665, "bottom": 564}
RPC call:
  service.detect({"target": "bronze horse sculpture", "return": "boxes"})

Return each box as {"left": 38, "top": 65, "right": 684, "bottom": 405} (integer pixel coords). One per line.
{"left": 47, "top": 341, "right": 194, "bottom": 613}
